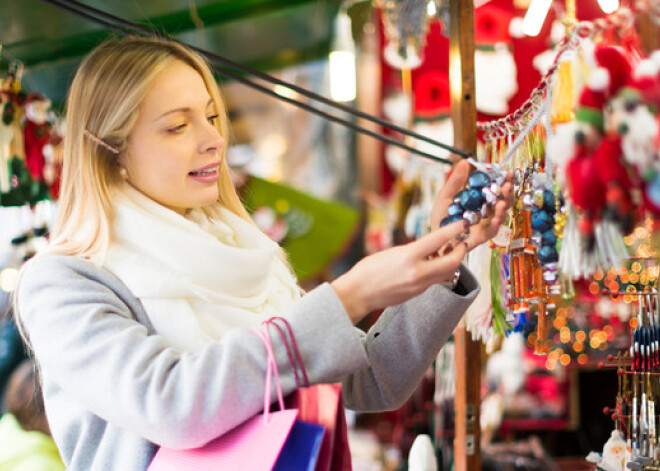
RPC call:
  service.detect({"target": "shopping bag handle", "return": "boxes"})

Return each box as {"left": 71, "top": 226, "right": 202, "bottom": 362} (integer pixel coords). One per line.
{"left": 264, "top": 320, "right": 302, "bottom": 388}
{"left": 251, "top": 325, "right": 285, "bottom": 422}
{"left": 265, "top": 317, "right": 310, "bottom": 388}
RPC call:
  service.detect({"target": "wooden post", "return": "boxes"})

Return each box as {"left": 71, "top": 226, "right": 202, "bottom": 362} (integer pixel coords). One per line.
{"left": 356, "top": 8, "right": 383, "bottom": 196}
{"left": 449, "top": 1, "right": 481, "bottom": 470}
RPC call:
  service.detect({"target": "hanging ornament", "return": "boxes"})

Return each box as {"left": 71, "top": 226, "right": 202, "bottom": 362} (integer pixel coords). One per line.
{"left": 380, "top": 0, "right": 432, "bottom": 69}
{"left": 439, "top": 166, "right": 506, "bottom": 228}
{"left": 474, "top": 4, "right": 517, "bottom": 116}
{"left": 23, "top": 94, "right": 53, "bottom": 184}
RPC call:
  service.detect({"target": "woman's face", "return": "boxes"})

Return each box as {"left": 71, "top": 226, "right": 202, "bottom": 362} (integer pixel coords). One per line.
{"left": 123, "top": 60, "right": 224, "bottom": 214}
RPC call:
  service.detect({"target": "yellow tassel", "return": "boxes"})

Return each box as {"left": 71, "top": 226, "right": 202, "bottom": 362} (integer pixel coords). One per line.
{"left": 551, "top": 59, "right": 576, "bottom": 124}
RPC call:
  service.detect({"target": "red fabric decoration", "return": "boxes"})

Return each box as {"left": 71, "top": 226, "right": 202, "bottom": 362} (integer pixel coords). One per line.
{"left": 566, "top": 149, "right": 605, "bottom": 215}
{"left": 474, "top": 4, "right": 512, "bottom": 45}
{"left": 413, "top": 71, "right": 450, "bottom": 118}
{"left": 594, "top": 46, "right": 634, "bottom": 96}
{"left": 23, "top": 120, "right": 50, "bottom": 181}
{"left": 594, "top": 135, "right": 635, "bottom": 190}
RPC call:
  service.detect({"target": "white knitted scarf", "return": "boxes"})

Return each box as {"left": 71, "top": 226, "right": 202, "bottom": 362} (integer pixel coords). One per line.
{"left": 102, "top": 186, "right": 301, "bottom": 351}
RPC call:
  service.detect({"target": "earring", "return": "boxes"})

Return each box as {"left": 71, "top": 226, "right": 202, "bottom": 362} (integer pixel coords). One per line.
{"left": 119, "top": 166, "right": 128, "bottom": 179}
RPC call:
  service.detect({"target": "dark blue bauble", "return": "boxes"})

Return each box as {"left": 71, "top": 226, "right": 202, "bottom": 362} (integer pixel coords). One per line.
{"left": 543, "top": 190, "right": 556, "bottom": 213}
{"left": 531, "top": 209, "right": 553, "bottom": 233}
{"left": 541, "top": 229, "right": 557, "bottom": 246}
{"left": 447, "top": 202, "right": 464, "bottom": 217}
{"left": 538, "top": 245, "right": 559, "bottom": 264}
{"left": 440, "top": 214, "right": 464, "bottom": 227}
{"left": 468, "top": 171, "right": 491, "bottom": 189}
{"left": 457, "top": 188, "right": 485, "bottom": 211}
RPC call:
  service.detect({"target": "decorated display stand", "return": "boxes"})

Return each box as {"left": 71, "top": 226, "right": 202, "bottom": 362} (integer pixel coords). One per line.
{"left": 372, "top": 1, "right": 660, "bottom": 469}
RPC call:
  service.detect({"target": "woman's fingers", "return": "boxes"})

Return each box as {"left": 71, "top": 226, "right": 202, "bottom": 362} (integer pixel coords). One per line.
{"left": 429, "top": 160, "right": 471, "bottom": 228}
{"left": 420, "top": 238, "right": 468, "bottom": 281}
{"left": 411, "top": 219, "right": 467, "bottom": 258}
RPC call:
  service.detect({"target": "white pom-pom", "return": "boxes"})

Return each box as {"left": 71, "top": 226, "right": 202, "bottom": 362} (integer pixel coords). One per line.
{"left": 550, "top": 20, "right": 566, "bottom": 44}
{"left": 634, "top": 59, "right": 659, "bottom": 80}
{"left": 588, "top": 67, "right": 610, "bottom": 92}
{"left": 650, "top": 49, "right": 660, "bottom": 69}
{"left": 509, "top": 17, "right": 525, "bottom": 38}
{"left": 581, "top": 39, "right": 597, "bottom": 67}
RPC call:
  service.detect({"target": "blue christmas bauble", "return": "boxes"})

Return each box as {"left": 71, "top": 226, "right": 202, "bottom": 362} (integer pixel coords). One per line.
{"left": 457, "top": 188, "right": 485, "bottom": 211}
{"left": 541, "top": 229, "right": 557, "bottom": 246}
{"left": 468, "top": 171, "right": 491, "bottom": 189}
{"left": 440, "top": 213, "right": 463, "bottom": 227}
{"left": 538, "top": 245, "right": 559, "bottom": 263}
{"left": 531, "top": 209, "right": 553, "bottom": 233}
{"left": 543, "top": 190, "right": 556, "bottom": 213}
{"left": 447, "top": 202, "right": 464, "bottom": 217}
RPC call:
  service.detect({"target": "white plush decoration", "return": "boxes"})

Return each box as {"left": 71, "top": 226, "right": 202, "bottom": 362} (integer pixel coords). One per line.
{"left": 533, "top": 49, "right": 556, "bottom": 76}
{"left": 508, "top": 16, "right": 525, "bottom": 38}
{"left": 588, "top": 67, "right": 611, "bottom": 92}
{"left": 413, "top": 119, "right": 454, "bottom": 163}
{"left": 464, "top": 243, "right": 494, "bottom": 342}
{"left": 486, "top": 332, "right": 526, "bottom": 396}
{"left": 650, "top": 49, "right": 660, "bottom": 69}
{"left": 581, "top": 38, "right": 597, "bottom": 68}
{"left": 586, "top": 429, "right": 628, "bottom": 471}
{"left": 545, "top": 121, "right": 578, "bottom": 188}
{"left": 385, "top": 145, "right": 408, "bottom": 175}
{"left": 633, "top": 58, "right": 660, "bottom": 80}
{"left": 408, "top": 434, "right": 437, "bottom": 471}
{"left": 475, "top": 43, "right": 518, "bottom": 115}
{"left": 620, "top": 104, "right": 658, "bottom": 173}
{"left": 549, "top": 20, "right": 566, "bottom": 43}
{"left": 25, "top": 97, "right": 51, "bottom": 125}
{"left": 383, "top": 92, "right": 412, "bottom": 129}
{"left": 480, "top": 391, "right": 504, "bottom": 435}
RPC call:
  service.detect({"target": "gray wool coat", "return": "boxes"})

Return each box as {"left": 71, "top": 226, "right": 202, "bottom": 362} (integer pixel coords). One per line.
{"left": 15, "top": 254, "right": 479, "bottom": 470}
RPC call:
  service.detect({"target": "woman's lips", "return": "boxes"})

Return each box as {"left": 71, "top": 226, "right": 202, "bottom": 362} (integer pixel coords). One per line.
{"left": 188, "top": 162, "right": 220, "bottom": 183}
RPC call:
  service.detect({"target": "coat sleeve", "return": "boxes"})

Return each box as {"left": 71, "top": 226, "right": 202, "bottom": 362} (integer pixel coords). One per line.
{"left": 338, "top": 265, "right": 480, "bottom": 412}
{"left": 15, "top": 255, "right": 369, "bottom": 449}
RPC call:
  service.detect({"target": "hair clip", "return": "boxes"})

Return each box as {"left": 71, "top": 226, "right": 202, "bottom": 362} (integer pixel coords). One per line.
{"left": 83, "top": 129, "right": 119, "bottom": 154}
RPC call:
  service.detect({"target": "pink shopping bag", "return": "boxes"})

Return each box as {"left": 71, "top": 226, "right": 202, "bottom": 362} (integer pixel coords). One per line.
{"left": 267, "top": 317, "right": 353, "bottom": 471}
{"left": 148, "top": 324, "right": 323, "bottom": 471}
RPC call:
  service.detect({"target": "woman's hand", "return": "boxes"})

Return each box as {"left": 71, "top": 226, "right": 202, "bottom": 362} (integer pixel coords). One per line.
{"left": 331, "top": 220, "right": 469, "bottom": 325}
{"left": 430, "top": 159, "right": 514, "bottom": 251}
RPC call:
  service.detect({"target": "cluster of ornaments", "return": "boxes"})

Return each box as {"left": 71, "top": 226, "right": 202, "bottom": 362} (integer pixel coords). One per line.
{"left": 521, "top": 172, "right": 562, "bottom": 295}
{"left": 440, "top": 168, "right": 505, "bottom": 228}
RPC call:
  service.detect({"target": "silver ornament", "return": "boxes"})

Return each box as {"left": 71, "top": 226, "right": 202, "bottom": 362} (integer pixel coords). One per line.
{"left": 463, "top": 210, "right": 481, "bottom": 225}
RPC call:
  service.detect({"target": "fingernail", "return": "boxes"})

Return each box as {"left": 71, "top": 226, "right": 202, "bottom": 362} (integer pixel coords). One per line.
{"left": 455, "top": 232, "right": 468, "bottom": 243}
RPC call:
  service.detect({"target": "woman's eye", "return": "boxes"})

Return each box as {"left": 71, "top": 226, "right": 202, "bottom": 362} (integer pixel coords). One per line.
{"left": 167, "top": 123, "right": 187, "bottom": 134}
{"left": 207, "top": 114, "right": 219, "bottom": 124}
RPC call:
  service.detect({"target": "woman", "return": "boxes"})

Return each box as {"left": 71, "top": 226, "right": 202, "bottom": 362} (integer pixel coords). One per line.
{"left": 14, "top": 36, "right": 512, "bottom": 470}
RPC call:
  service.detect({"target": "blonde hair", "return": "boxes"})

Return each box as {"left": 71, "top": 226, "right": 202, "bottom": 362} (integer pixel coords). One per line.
{"left": 48, "top": 35, "right": 252, "bottom": 263}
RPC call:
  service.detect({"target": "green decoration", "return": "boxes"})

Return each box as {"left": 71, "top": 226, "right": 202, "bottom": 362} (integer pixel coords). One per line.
{"left": 491, "top": 249, "right": 512, "bottom": 337}
{"left": 0, "top": 157, "right": 50, "bottom": 207}
{"left": 243, "top": 176, "right": 360, "bottom": 282}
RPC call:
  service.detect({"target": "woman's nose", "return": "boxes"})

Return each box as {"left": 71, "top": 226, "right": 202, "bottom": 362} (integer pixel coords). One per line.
{"left": 199, "top": 121, "right": 224, "bottom": 154}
